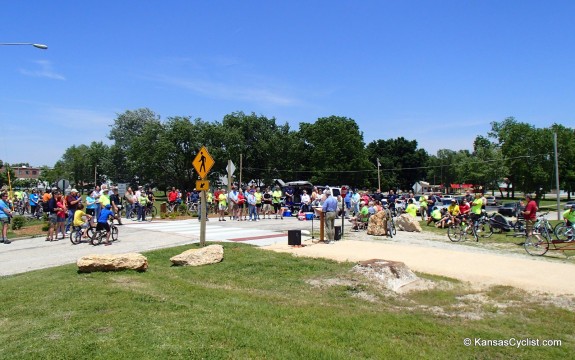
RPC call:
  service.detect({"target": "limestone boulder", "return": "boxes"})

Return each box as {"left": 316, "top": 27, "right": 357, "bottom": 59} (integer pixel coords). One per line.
{"left": 396, "top": 213, "right": 422, "bottom": 232}
{"left": 77, "top": 253, "right": 148, "bottom": 273}
{"left": 367, "top": 210, "right": 388, "bottom": 236}
{"left": 353, "top": 259, "right": 419, "bottom": 292}
{"left": 170, "top": 244, "right": 224, "bottom": 266}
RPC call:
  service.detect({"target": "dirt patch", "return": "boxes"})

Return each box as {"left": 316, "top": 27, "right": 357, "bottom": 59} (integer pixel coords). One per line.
{"left": 13, "top": 223, "right": 45, "bottom": 237}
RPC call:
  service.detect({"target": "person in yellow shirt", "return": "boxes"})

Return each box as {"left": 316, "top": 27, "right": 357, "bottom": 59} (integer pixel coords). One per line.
{"left": 73, "top": 203, "right": 92, "bottom": 238}
{"left": 447, "top": 200, "right": 461, "bottom": 225}
{"left": 218, "top": 189, "right": 228, "bottom": 221}
{"left": 254, "top": 187, "right": 263, "bottom": 220}
{"left": 405, "top": 199, "right": 418, "bottom": 218}
{"left": 418, "top": 195, "right": 428, "bottom": 221}
{"left": 470, "top": 193, "right": 483, "bottom": 224}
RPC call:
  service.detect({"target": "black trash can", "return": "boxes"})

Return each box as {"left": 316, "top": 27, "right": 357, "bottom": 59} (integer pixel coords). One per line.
{"left": 288, "top": 230, "right": 301, "bottom": 245}
{"left": 334, "top": 226, "right": 342, "bottom": 241}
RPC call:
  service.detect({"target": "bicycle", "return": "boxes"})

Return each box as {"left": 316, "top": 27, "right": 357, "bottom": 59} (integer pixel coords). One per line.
{"left": 387, "top": 214, "right": 396, "bottom": 238}
{"left": 532, "top": 212, "right": 553, "bottom": 241}
{"left": 166, "top": 201, "right": 179, "bottom": 214}
{"left": 70, "top": 224, "right": 94, "bottom": 245}
{"left": 32, "top": 202, "right": 44, "bottom": 220}
{"left": 187, "top": 201, "right": 199, "bottom": 215}
{"left": 447, "top": 214, "right": 488, "bottom": 242}
{"left": 554, "top": 223, "right": 574, "bottom": 242}
{"left": 130, "top": 203, "right": 154, "bottom": 222}
{"left": 90, "top": 220, "right": 119, "bottom": 246}
{"left": 447, "top": 221, "right": 470, "bottom": 242}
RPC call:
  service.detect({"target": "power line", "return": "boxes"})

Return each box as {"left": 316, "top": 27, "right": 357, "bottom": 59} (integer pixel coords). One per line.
{"left": 244, "top": 154, "right": 548, "bottom": 174}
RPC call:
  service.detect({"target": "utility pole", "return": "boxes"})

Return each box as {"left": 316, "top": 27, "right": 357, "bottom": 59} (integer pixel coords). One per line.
{"left": 554, "top": 132, "right": 561, "bottom": 220}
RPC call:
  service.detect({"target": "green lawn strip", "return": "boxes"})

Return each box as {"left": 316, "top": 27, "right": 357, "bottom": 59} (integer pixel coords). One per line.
{"left": 0, "top": 243, "right": 573, "bottom": 359}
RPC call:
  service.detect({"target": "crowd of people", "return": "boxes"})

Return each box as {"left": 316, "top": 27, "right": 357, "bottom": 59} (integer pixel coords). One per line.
{"left": 2, "top": 183, "right": 575, "bottom": 245}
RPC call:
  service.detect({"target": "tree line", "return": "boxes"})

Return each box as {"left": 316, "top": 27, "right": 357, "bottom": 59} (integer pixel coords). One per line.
{"left": 2, "top": 109, "right": 574, "bottom": 200}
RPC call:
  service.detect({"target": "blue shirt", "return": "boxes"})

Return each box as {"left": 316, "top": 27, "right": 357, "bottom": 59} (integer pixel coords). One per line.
{"left": 29, "top": 193, "right": 39, "bottom": 206}
{"left": 97, "top": 208, "right": 114, "bottom": 223}
{"left": 0, "top": 200, "right": 10, "bottom": 219}
{"left": 322, "top": 196, "right": 338, "bottom": 212}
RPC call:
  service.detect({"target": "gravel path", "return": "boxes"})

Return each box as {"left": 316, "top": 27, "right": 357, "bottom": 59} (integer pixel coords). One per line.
{"left": 262, "top": 225, "right": 575, "bottom": 296}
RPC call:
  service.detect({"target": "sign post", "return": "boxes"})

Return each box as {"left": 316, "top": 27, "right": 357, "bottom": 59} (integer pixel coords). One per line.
{"left": 193, "top": 146, "right": 215, "bottom": 246}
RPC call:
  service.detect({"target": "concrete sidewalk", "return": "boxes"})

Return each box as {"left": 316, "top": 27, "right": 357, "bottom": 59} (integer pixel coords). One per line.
{"left": 0, "top": 217, "right": 316, "bottom": 277}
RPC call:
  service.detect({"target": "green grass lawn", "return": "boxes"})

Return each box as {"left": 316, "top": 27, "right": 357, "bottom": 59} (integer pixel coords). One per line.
{"left": 0, "top": 243, "right": 573, "bottom": 359}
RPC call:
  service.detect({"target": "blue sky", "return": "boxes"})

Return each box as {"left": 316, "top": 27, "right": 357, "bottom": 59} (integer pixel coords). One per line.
{"left": 2, "top": 1, "right": 574, "bottom": 167}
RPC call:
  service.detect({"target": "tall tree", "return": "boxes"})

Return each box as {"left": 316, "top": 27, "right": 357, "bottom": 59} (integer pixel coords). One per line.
{"left": 489, "top": 118, "right": 553, "bottom": 199}
{"left": 217, "top": 112, "right": 292, "bottom": 187}
{"left": 551, "top": 124, "right": 575, "bottom": 200}
{"left": 299, "top": 116, "right": 371, "bottom": 188}
{"left": 366, "top": 137, "right": 428, "bottom": 192}
{"left": 61, "top": 144, "right": 91, "bottom": 191}
{"left": 108, "top": 108, "right": 161, "bottom": 186}
{"left": 470, "top": 135, "right": 508, "bottom": 195}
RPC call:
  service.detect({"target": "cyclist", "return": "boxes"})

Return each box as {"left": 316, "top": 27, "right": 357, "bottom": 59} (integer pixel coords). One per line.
{"left": 521, "top": 194, "right": 538, "bottom": 240}
{"left": 96, "top": 204, "right": 114, "bottom": 246}
{"left": 110, "top": 187, "right": 124, "bottom": 225}
{"left": 167, "top": 187, "right": 178, "bottom": 209}
{"left": 562, "top": 205, "right": 575, "bottom": 241}
{"left": 447, "top": 199, "right": 461, "bottom": 226}
{"left": 470, "top": 193, "right": 484, "bottom": 228}
{"left": 73, "top": 203, "right": 92, "bottom": 239}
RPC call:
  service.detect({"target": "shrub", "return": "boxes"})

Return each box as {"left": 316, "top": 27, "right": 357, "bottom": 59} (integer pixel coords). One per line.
{"left": 11, "top": 216, "right": 26, "bottom": 230}
{"left": 41, "top": 223, "right": 50, "bottom": 231}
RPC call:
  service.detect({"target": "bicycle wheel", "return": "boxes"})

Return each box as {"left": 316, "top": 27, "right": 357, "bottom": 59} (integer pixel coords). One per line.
{"left": 85, "top": 226, "right": 95, "bottom": 240}
{"left": 514, "top": 220, "right": 525, "bottom": 234}
{"left": 151, "top": 206, "right": 158, "bottom": 217}
{"left": 130, "top": 209, "right": 137, "bottom": 220}
{"left": 524, "top": 235, "right": 549, "bottom": 256}
{"left": 471, "top": 224, "right": 479, "bottom": 242}
{"left": 69, "top": 229, "right": 82, "bottom": 245}
{"left": 145, "top": 208, "right": 153, "bottom": 222}
{"left": 447, "top": 224, "right": 463, "bottom": 242}
{"left": 111, "top": 226, "right": 119, "bottom": 241}
{"left": 535, "top": 224, "right": 552, "bottom": 241}
{"left": 555, "top": 225, "right": 574, "bottom": 242}
{"left": 90, "top": 231, "right": 103, "bottom": 246}
{"left": 178, "top": 205, "right": 190, "bottom": 216}
{"left": 478, "top": 222, "right": 494, "bottom": 238}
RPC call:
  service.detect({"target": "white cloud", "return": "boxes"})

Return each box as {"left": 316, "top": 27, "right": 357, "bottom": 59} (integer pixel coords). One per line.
{"left": 19, "top": 60, "right": 65, "bottom": 80}
{"left": 158, "top": 75, "right": 300, "bottom": 106}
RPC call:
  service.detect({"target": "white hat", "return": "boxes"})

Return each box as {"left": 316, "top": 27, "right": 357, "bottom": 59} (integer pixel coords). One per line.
{"left": 71, "top": 188, "right": 78, "bottom": 193}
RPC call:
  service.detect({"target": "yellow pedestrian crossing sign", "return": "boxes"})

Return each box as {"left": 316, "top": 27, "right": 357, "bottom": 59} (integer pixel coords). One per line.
{"left": 196, "top": 180, "right": 209, "bottom": 191}
{"left": 193, "top": 146, "right": 215, "bottom": 179}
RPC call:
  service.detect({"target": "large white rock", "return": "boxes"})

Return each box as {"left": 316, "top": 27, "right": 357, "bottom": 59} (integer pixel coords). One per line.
{"left": 77, "top": 253, "right": 148, "bottom": 273}
{"left": 170, "top": 244, "right": 224, "bottom": 266}
{"left": 353, "top": 259, "right": 419, "bottom": 292}
{"left": 396, "top": 213, "right": 422, "bottom": 232}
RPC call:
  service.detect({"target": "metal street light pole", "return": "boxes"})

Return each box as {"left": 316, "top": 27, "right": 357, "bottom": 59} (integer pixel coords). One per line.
{"left": 0, "top": 43, "right": 48, "bottom": 49}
